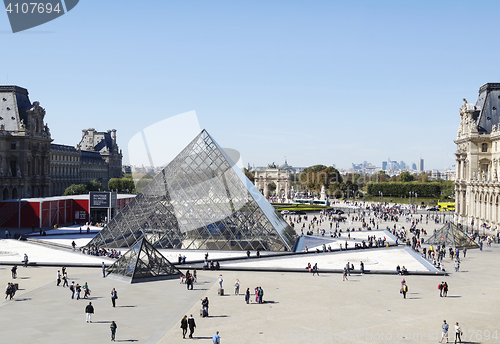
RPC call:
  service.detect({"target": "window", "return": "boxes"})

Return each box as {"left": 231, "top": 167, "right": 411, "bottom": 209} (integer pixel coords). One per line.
{"left": 10, "top": 160, "right": 16, "bottom": 177}
{"left": 11, "top": 141, "right": 16, "bottom": 150}
{"left": 482, "top": 143, "right": 488, "bottom": 152}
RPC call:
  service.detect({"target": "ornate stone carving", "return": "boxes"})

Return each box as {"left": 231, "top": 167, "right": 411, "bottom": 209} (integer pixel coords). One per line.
{"left": 457, "top": 98, "right": 478, "bottom": 139}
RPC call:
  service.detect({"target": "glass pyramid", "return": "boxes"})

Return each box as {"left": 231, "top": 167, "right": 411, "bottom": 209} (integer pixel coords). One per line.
{"left": 88, "top": 130, "right": 296, "bottom": 251}
{"left": 106, "top": 238, "right": 182, "bottom": 283}
{"left": 426, "top": 223, "right": 479, "bottom": 249}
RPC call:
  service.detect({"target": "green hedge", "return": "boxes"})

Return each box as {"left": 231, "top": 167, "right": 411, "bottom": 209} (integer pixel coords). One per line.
{"left": 366, "top": 182, "right": 442, "bottom": 198}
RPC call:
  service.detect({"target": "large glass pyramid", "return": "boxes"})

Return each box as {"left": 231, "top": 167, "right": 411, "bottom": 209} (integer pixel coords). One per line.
{"left": 88, "top": 130, "right": 296, "bottom": 251}
{"left": 426, "top": 223, "right": 479, "bottom": 249}
{"left": 106, "top": 238, "right": 182, "bottom": 283}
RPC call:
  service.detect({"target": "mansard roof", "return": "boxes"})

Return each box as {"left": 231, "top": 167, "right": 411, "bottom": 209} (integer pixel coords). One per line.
{"left": 0, "top": 85, "right": 32, "bottom": 132}
{"left": 475, "top": 83, "right": 500, "bottom": 132}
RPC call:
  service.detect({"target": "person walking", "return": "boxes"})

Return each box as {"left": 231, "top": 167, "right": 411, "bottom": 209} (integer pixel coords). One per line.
{"left": 454, "top": 322, "right": 462, "bottom": 344}
{"left": 71, "top": 241, "right": 76, "bottom": 251}
{"left": 62, "top": 273, "right": 69, "bottom": 288}
{"left": 343, "top": 267, "right": 348, "bottom": 281}
{"left": 202, "top": 297, "right": 209, "bottom": 317}
{"left": 234, "top": 279, "right": 240, "bottom": 295}
{"left": 76, "top": 283, "right": 82, "bottom": 300}
{"left": 360, "top": 261, "right": 365, "bottom": 274}
{"left": 5, "top": 283, "right": 14, "bottom": 300}
{"left": 440, "top": 320, "right": 449, "bottom": 343}
{"left": 443, "top": 282, "right": 449, "bottom": 297}
{"left": 212, "top": 331, "right": 220, "bottom": 344}
{"left": 439, "top": 282, "right": 444, "bottom": 297}
{"left": 187, "top": 314, "right": 196, "bottom": 338}
{"left": 186, "top": 271, "right": 193, "bottom": 290}
{"left": 312, "top": 263, "right": 319, "bottom": 276}
{"left": 180, "top": 315, "right": 188, "bottom": 339}
{"left": 85, "top": 302, "right": 94, "bottom": 323}
{"left": 111, "top": 288, "right": 118, "bottom": 307}
{"left": 401, "top": 282, "right": 408, "bottom": 299}
{"left": 23, "top": 254, "right": 28, "bottom": 268}
{"left": 218, "top": 274, "right": 223, "bottom": 289}
{"left": 83, "top": 282, "right": 90, "bottom": 298}
{"left": 245, "top": 288, "right": 250, "bottom": 304}
{"left": 11, "top": 265, "right": 17, "bottom": 279}
{"left": 70, "top": 281, "right": 75, "bottom": 298}
{"left": 110, "top": 321, "right": 117, "bottom": 341}
{"left": 258, "top": 286, "right": 264, "bottom": 303}
{"left": 56, "top": 271, "right": 61, "bottom": 286}
{"left": 102, "top": 262, "right": 106, "bottom": 278}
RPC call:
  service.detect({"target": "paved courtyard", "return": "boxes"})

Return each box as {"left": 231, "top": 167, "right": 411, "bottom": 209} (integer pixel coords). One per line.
{"left": 0, "top": 208, "right": 498, "bottom": 343}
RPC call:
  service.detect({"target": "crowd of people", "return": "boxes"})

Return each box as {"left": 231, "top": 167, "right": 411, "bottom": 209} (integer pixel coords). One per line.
{"left": 81, "top": 245, "right": 121, "bottom": 259}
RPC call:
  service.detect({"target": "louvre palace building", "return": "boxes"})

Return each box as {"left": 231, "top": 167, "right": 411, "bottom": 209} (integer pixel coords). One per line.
{"left": 0, "top": 86, "right": 122, "bottom": 200}
{"left": 455, "top": 83, "right": 500, "bottom": 234}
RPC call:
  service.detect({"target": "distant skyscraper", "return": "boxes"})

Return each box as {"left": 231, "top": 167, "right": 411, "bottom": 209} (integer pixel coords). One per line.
{"left": 419, "top": 158, "right": 424, "bottom": 171}
{"left": 412, "top": 163, "right": 417, "bottom": 170}
{"left": 382, "top": 161, "right": 388, "bottom": 170}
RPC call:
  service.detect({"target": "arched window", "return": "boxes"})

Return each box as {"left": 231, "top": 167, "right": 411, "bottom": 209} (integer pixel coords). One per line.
{"left": 11, "top": 188, "right": 18, "bottom": 199}
{"left": 3, "top": 188, "right": 9, "bottom": 200}
{"left": 482, "top": 143, "right": 488, "bottom": 152}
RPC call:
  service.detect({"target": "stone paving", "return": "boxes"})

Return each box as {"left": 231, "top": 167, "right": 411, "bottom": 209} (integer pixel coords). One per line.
{"left": 0, "top": 207, "right": 499, "bottom": 343}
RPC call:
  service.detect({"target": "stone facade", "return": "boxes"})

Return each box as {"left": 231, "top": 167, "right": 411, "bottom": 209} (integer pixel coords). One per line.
{"left": 455, "top": 83, "right": 500, "bottom": 233}
{"left": 0, "top": 86, "right": 52, "bottom": 199}
{"left": 50, "top": 129, "right": 123, "bottom": 195}
{"left": 254, "top": 163, "right": 291, "bottom": 199}
{"left": 0, "top": 85, "right": 123, "bottom": 199}
{"left": 50, "top": 144, "right": 81, "bottom": 196}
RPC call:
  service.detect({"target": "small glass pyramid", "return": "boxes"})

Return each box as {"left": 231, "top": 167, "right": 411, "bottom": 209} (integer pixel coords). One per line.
{"left": 88, "top": 130, "right": 296, "bottom": 251}
{"left": 106, "top": 238, "right": 182, "bottom": 283}
{"left": 426, "top": 222, "right": 479, "bottom": 249}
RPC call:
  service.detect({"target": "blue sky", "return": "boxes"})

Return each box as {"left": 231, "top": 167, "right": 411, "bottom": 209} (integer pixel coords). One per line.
{"left": 1, "top": 0, "right": 496, "bottom": 170}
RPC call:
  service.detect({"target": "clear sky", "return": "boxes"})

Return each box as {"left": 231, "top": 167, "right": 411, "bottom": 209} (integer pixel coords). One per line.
{"left": 1, "top": 0, "right": 497, "bottom": 170}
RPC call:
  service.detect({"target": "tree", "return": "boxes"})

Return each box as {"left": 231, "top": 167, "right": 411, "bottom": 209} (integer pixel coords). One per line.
{"left": 398, "top": 171, "right": 414, "bottom": 182}
{"left": 302, "top": 165, "right": 328, "bottom": 174}
{"left": 371, "top": 171, "right": 388, "bottom": 182}
{"left": 298, "top": 165, "right": 342, "bottom": 194}
{"left": 86, "top": 179, "right": 102, "bottom": 191}
{"left": 243, "top": 168, "right": 255, "bottom": 183}
{"left": 108, "top": 177, "right": 136, "bottom": 193}
{"left": 268, "top": 182, "right": 277, "bottom": 193}
{"left": 63, "top": 184, "right": 88, "bottom": 195}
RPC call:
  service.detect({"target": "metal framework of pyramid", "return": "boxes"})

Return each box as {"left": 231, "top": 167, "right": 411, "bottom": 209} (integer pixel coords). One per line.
{"left": 88, "top": 129, "right": 296, "bottom": 251}
{"left": 426, "top": 223, "right": 479, "bottom": 249}
{"left": 106, "top": 238, "right": 182, "bottom": 283}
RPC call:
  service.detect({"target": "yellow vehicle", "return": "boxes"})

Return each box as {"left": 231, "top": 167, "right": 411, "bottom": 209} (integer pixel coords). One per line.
{"left": 437, "top": 201, "right": 455, "bottom": 212}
